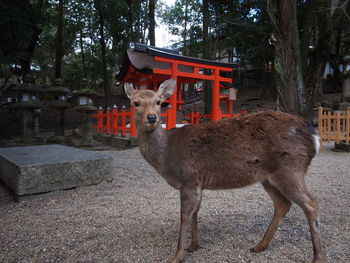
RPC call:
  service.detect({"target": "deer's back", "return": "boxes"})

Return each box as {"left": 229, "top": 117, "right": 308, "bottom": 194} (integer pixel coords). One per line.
{"left": 164, "top": 111, "right": 317, "bottom": 190}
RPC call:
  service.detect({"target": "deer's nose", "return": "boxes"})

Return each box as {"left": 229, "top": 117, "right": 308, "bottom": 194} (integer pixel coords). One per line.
{"left": 147, "top": 114, "right": 157, "bottom": 124}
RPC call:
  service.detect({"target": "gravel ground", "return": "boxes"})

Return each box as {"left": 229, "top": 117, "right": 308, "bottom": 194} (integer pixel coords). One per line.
{"left": 0, "top": 143, "right": 349, "bottom": 263}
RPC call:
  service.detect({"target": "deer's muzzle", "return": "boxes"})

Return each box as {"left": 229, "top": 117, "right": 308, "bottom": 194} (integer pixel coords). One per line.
{"left": 147, "top": 114, "right": 157, "bottom": 124}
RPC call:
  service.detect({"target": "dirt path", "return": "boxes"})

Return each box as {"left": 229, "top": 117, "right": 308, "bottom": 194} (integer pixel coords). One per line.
{"left": 0, "top": 143, "right": 349, "bottom": 263}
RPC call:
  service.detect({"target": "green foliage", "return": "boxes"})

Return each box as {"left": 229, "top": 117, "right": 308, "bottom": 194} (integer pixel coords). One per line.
{"left": 0, "top": 0, "right": 41, "bottom": 64}
{"left": 72, "top": 88, "right": 97, "bottom": 95}
{"left": 160, "top": 0, "right": 273, "bottom": 67}
{"left": 1, "top": 0, "right": 348, "bottom": 98}
{"left": 160, "top": 0, "right": 202, "bottom": 52}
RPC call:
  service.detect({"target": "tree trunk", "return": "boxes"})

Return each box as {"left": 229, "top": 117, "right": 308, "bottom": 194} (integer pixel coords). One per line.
{"left": 304, "top": 0, "right": 332, "bottom": 111}
{"left": 328, "top": 0, "right": 345, "bottom": 91}
{"left": 79, "top": 29, "right": 87, "bottom": 78}
{"left": 95, "top": 0, "right": 108, "bottom": 109}
{"left": 55, "top": 0, "right": 64, "bottom": 79}
{"left": 203, "top": 0, "right": 212, "bottom": 115}
{"left": 135, "top": 1, "right": 143, "bottom": 43}
{"left": 183, "top": 0, "right": 188, "bottom": 55}
{"left": 127, "top": 0, "right": 133, "bottom": 41}
{"left": 19, "top": 0, "right": 43, "bottom": 78}
{"left": 300, "top": 0, "right": 318, "bottom": 76}
{"left": 267, "top": 0, "right": 306, "bottom": 116}
{"left": 148, "top": 0, "right": 156, "bottom": 46}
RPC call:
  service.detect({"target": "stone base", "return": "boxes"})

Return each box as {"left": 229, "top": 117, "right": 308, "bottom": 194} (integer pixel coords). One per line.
{"left": 46, "top": 136, "right": 73, "bottom": 145}
{"left": 0, "top": 144, "right": 112, "bottom": 201}
{"left": 338, "top": 102, "right": 350, "bottom": 111}
{"left": 93, "top": 134, "right": 138, "bottom": 149}
{"left": 335, "top": 142, "right": 350, "bottom": 152}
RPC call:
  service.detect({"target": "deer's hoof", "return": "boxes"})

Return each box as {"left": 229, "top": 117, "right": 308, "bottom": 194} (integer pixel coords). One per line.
{"left": 169, "top": 258, "right": 182, "bottom": 263}
{"left": 186, "top": 243, "right": 201, "bottom": 252}
{"left": 312, "top": 257, "right": 327, "bottom": 263}
{"left": 250, "top": 244, "right": 267, "bottom": 253}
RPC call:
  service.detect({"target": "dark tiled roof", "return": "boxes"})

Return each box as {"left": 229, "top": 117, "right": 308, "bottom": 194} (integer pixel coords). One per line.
{"left": 116, "top": 42, "right": 237, "bottom": 81}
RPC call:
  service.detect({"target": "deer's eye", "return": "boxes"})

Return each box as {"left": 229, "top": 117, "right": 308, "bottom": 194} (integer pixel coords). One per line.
{"left": 134, "top": 101, "right": 140, "bottom": 107}
{"left": 156, "top": 100, "right": 161, "bottom": 105}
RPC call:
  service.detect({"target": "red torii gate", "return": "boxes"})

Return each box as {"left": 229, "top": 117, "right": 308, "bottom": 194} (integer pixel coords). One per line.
{"left": 116, "top": 42, "right": 238, "bottom": 130}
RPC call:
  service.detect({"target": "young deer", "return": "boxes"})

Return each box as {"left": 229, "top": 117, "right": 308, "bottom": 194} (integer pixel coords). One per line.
{"left": 124, "top": 79, "right": 325, "bottom": 263}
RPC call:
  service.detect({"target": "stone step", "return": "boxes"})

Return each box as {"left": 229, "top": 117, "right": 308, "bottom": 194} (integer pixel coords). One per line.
{"left": 0, "top": 144, "right": 112, "bottom": 201}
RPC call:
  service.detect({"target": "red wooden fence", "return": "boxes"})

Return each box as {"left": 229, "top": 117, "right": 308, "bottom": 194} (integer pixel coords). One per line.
{"left": 92, "top": 106, "right": 247, "bottom": 138}
{"left": 92, "top": 106, "right": 136, "bottom": 137}
{"left": 92, "top": 106, "right": 173, "bottom": 137}
{"left": 183, "top": 110, "right": 248, "bottom": 124}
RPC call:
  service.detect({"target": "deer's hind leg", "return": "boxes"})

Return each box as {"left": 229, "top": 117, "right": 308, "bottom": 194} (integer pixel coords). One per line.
{"left": 274, "top": 175, "right": 325, "bottom": 263}
{"left": 251, "top": 179, "right": 292, "bottom": 253}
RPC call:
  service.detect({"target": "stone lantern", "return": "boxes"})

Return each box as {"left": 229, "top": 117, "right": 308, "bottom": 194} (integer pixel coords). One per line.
{"left": 71, "top": 79, "right": 97, "bottom": 140}
{"left": 14, "top": 75, "right": 43, "bottom": 104}
{"left": 46, "top": 78, "right": 71, "bottom": 136}
{"left": 1, "top": 84, "right": 19, "bottom": 106}
{"left": 344, "top": 55, "right": 350, "bottom": 72}
{"left": 11, "top": 74, "right": 43, "bottom": 137}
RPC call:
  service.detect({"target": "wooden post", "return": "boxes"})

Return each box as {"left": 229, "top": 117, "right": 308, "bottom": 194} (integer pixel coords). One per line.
{"left": 165, "top": 107, "right": 171, "bottom": 129}
{"left": 196, "top": 111, "right": 200, "bottom": 124}
{"left": 347, "top": 107, "right": 350, "bottom": 145}
{"left": 190, "top": 110, "right": 194, "bottom": 124}
{"left": 318, "top": 107, "right": 323, "bottom": 151}
{"left": 129, "top": 107, "right": 136, "bottom": 137}
{"left": 169, "top": 62, "right": 178, "bottom": 129}
{"left": 327, "top": 111, "right": 331, "bottom": 142}
{"left": 178, "top": 82, "right": 182, "bottom": 110}
{"left": 121, "top": 106, "right": 126, "bottom": 137}
{"left": 106, "top": 107, "right": 111, "bottom": 135}
{"left": 97, "top": 107, "right": 103, "bottom": 134}
{"left": 211, "top": 68, "right": 222, "bottom": 121}
{"left": 227, "top": 99, "right": 233, "bottom": 115}
{"left": 336, "top": 111, "right": 340, "bottom": 144}
{"left": 112, "top": 105, "right": 118, "bottom": 135}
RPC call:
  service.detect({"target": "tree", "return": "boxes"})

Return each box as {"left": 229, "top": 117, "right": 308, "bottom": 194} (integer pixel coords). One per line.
{"left": 161, "top": 0, "right": 202, "bottom": 54}
{"left": 148, "top": 0, "right": 156, "bottom": 46}
{"left": 202, "top": 0, "right": 211, "bottom": 114}
{"left": 55, "top": 0, "right": 64, "bottom": 79}
{"left": 94, "top": 0, "right": 109, "bottom": 108}
{"left": 0, "top": 0, "right": 44, "bottom": 78}
{"left": 267, "top": 0, "right": 306, "bottom": 115}
{"left": 302, "top": 0, "right": 332, "bottom": 113}
{"left": 328, "top": 0, "right": 350, "bottom": 89}
{"left": 267, "top": 0, "right": 348, "bottom": 118}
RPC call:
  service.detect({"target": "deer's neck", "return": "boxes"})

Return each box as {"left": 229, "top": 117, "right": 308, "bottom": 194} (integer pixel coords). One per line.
{"left": 137, "top": 126, "right": 168, "bottom": 170}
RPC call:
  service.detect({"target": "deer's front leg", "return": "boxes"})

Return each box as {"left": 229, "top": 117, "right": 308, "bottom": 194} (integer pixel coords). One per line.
{"left": 170, "top": 187, "right": 202, "bottom": 263}
{"left": 187, "top": 193, "right": 202, "bottom": 252}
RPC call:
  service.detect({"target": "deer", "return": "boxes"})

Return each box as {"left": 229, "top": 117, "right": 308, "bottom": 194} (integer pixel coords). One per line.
{"left": 124, "top": 79, "right": 325, "bottom": 263}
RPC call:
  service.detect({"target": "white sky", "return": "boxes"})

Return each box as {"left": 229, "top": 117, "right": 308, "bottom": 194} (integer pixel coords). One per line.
{"left": 155, "top": 0, "right": 181, "bottom": 47}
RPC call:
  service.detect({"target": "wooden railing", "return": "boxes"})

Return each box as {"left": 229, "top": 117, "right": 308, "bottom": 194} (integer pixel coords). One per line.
{"left": 92, "top": 106, "right": 136, "bottom": 137}
{"left": 92, "top": 106, "right": 173, "bottom": 137}
{"left": 318, "top": 107, "right": 350, "bottom": 147}
{"left": 92, "top": 106, "right": 249, "bottom": 138}
{"left": 182, "top": 110, "right": 248, "bottom": 125}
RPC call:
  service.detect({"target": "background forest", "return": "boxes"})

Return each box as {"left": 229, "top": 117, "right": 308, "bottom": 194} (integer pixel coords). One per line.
{"left": 0, "top": 0, "right": 349, "bottom": 118}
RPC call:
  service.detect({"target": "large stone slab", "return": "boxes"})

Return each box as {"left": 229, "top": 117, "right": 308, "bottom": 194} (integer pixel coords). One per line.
{"left": 335, "top": 142, "right": 350, "bottom": 152}
{"left": 0, "top": 144, "right": 112, "bottom": 200}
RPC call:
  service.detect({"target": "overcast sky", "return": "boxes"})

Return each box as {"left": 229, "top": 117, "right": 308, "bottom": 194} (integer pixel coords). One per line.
{"left": 155, "top": 0, "right": 180, "bottom": 47}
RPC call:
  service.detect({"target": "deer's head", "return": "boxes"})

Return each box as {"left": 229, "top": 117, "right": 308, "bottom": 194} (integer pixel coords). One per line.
{"left": 124, "top": 79, "right": 176, "bottom": 131}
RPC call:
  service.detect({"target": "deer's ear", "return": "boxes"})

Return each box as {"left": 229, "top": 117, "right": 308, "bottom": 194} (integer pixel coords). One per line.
{"left": 158, "top": 79, "right": 176, "bottom": 102}
{"left": 124, "top": 82, "right": 136, "bottom": 99}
